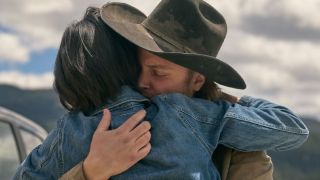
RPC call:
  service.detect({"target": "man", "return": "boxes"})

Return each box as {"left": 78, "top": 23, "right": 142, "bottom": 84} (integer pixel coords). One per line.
{"left": 73, "top": 49, "right": 273, "bottom": 180}
{"left": 137, "top": 48, "right": 274, "bottom": 180}
{"left": 60, "top": 0, "right": 307, "bottom": 179}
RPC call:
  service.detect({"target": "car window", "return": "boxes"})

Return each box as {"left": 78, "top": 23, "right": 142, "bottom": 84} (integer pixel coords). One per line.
{"left": 0, "top": 121, "right": 20, "bottom": 180}
{"left": 20, "top": 128, "right": 42, "bottom": 155}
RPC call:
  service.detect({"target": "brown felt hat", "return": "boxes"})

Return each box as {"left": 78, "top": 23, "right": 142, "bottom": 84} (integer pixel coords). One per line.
{"left": 100, "top": 0, "right": 246, "bottom": 89}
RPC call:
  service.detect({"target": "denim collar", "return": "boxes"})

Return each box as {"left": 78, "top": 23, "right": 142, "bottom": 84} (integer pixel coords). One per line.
{"left": 91, "top": 86, "right": 150, "bottom": 116}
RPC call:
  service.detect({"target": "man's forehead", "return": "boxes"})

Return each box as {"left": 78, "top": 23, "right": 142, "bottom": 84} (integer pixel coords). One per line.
{"left": 145, "top": 63, "right": 172, "bottom": 70}
{"left": 138, "top": 48, "right": 186, "bottom": 70}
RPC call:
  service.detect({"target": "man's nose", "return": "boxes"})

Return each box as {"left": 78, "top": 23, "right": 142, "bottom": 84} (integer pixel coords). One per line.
{"left": 138, "top": 73, "right": 150, "bottom": 89}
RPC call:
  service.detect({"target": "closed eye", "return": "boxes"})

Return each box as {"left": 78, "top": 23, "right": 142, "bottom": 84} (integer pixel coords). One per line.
{"left": 153, "top": 70, "right": 168, "bottom": 77}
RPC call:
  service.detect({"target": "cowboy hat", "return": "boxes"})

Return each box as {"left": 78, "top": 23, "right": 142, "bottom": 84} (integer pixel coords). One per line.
{"left": 100, "top": 0, "right": 246, "bottom": 89}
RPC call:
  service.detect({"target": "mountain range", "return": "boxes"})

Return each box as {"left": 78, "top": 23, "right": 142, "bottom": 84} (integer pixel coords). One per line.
{"left": 0, "top": 84, "right": 319, "bottom": 180}
{"left": 0, "top": 84, "right": 65, "bottom": 130}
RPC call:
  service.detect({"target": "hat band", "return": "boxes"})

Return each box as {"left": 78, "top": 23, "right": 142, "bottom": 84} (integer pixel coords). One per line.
{"left": 141, "top": 21, "right": 195, "bottom": 54}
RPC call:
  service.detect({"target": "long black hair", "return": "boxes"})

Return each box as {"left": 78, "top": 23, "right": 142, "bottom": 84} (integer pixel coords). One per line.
{"left": 54, "top": 7, "right": 139, "bottom": 114}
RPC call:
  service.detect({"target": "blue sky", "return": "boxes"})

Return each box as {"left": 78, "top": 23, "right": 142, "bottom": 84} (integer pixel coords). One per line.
{"left": 0, "top": 0, "right": 319, "bottom": 118}
{"left": 0, "top": 48, "right": 56, "bottom": 74}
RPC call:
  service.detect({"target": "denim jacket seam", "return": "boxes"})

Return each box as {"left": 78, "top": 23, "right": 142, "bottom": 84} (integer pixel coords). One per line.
{"left": 112, "top": 102, "right": 146, "bottom": 113}
{"left": 91, "top": 98, "right": 149, "bottom": 116}
{"left": 225, "top": 112, "right": 309, "bottom": 135}
{"left": 108, "top": 99, "right": 149, "bottom": 110}
{"left": 37, "top": 117, "right": 65, "bottom": 170}
{"left": 38, "top": 141, "right": 58, "bottom": 169}
{"left": 87, "top": 103, "right": 146, "bottom": 123}
{"left": 169, "top": 102, "right": 214, "bottom": 155}
{"left": 164, "top": 97, "right": 218, "bottom": 125}
{"left": 113, "top": 110, "right": 142, "bottom": 118}
{"left": 238, "top": 96, "right": 252, "bottom": 106}
{"left": 237, "top": 96, "right": 308, "bottom": 134}
{"left": 178, "top": 109, "right": 213, "bottom": 155}
{"left": 218, "top": 141, "right": 249, "bottom": 152}
{"left": 58, "top": 117, "right": 65, "bottom": 177}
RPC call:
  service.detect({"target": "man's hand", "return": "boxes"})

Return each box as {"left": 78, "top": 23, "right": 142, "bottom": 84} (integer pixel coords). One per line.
{"left": 83, "top": 109, "right": 151, "bottom": 180}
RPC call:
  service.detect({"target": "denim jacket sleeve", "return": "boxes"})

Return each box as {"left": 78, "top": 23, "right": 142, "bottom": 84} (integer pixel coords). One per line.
{"left": 13, "top": 117, "right": 64, "bottom": 180}
{"left": 165, "top": 93, "right": 309, "bottom": 153}
{"left": 219, "top": 96, "right": 309, "bottom": 152}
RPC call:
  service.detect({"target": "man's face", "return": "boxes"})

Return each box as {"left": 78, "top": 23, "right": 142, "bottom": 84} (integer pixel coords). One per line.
{"left": 138, "top": 48, "right": 205, "bottom": 98}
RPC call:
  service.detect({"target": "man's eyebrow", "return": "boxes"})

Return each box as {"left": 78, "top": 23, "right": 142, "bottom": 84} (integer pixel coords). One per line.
{"left": 145, "top": 64, "right": 169, "bottom": 69}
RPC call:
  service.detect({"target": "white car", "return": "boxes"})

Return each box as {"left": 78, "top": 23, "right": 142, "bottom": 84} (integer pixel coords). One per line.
{"left": 0, "top": 106, "right": 48, "bottom": 180}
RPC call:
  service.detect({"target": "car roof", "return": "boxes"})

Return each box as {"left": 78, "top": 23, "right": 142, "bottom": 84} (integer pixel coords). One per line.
{"left": 0, "top": 106, "right": 48, "bottom": 140}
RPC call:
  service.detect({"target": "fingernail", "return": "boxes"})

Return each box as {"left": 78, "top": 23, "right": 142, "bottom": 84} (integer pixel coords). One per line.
{"left": 139, "top": 109, "right": 146, "bottom": 115}
{"left": 103, "top": 109, "right": 109, "bottom": 114}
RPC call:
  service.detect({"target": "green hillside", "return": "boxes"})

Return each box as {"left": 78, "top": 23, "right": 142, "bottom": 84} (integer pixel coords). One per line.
{"left": 270, "top": 118, "right": 320, "bottom": 180}
{"left": 0, "top": 84, "right": 65, "bottom": 131}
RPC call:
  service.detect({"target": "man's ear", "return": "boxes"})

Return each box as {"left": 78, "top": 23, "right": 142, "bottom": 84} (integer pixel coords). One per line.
{"left": 192, "top": 72, "right": 205, "bottom": 92}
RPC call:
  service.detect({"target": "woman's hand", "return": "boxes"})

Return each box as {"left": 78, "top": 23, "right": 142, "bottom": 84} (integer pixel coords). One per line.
{"left": 83, "top": 109, "right": 151, "bottom": 180}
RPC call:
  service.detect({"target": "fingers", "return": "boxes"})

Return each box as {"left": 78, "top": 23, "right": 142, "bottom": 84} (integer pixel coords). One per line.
{"left": 134, "top": 131, "right": 151, "bottom": 150}
{"left": 118, "top": 110, "right": 146, "bottom": 132}
{"left": 130, "top": 121, "right": 151, "bottom": 140}
{"left": 137, "top": 143, "right": 151, "bottom": 159}
{"left": 96, "top": 109, "right": 112, "bottom": 132}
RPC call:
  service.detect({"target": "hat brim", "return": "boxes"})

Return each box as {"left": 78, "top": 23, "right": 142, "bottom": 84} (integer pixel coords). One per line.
{"left": 101, "top": 3, "right": 246, "bottom": 89}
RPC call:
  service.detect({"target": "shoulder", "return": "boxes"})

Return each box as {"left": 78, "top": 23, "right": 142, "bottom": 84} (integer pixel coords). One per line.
{"left": 153, "top": 93, "right": 230, "bottom": 111}
{"left": 152, "top": 93, "right": 231, "bottom": 123}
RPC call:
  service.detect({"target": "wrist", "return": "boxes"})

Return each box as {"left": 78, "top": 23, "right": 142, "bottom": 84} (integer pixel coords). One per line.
{"left": 83, "top": 157, "right": 111, "bottom": 180}
{"left": 82, "top": 158, "right": 95, "bottom": 180}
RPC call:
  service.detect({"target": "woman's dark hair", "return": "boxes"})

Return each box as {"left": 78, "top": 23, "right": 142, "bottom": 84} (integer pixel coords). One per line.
{"left": 54, "top": 7, "right": 139, "bottom": 114}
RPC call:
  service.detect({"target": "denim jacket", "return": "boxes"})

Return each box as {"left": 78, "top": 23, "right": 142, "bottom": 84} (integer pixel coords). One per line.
{"left": 14, "top": 86, "right": 308, "bottom": 180}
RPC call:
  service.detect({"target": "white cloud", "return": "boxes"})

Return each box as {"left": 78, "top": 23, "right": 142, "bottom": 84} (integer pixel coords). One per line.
{"left": 272, "top": 0, "right": 320, "bottom": 29}
{"left": 0, "top": 0, "right": 319, "bottom": 118}
{"left": 0, "top": 0, "right": 159, "bottom": 64}
{"left": 243, "top": 64, "right": 295, "bottom": 91}
{"left": 266, "top": 91, "right": 320, "bottom": 119}
{"left": 0, "top": 71, "right": 53, "bottom": 89}
{"left": 0, "top": 33, "right": 29, "bottom": 63}
{"left": 210, "top": 0, "right": 320, "bottom": 29}
{"left": 221, "top": 75, "right": 320, "bottom": 119}
{"left": 0, "top": 0, "right": 103, "bottom": 63}
{"left": 222, "top": 30, "right": 320, "bottom": 71}
{"left": 218, "top": 28, "right": 320, "bottom": 117}
{"left": 17, "top": 24, "right": 62, "bottom": 51}
{"left": 1, "top": 0, "right": 318, "bottom": 62}
{"left": 115, "top": 0, "right": 160, "bottom": 15}
{"left": 24, "top": 0, "right": 73, "bottom": 14}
